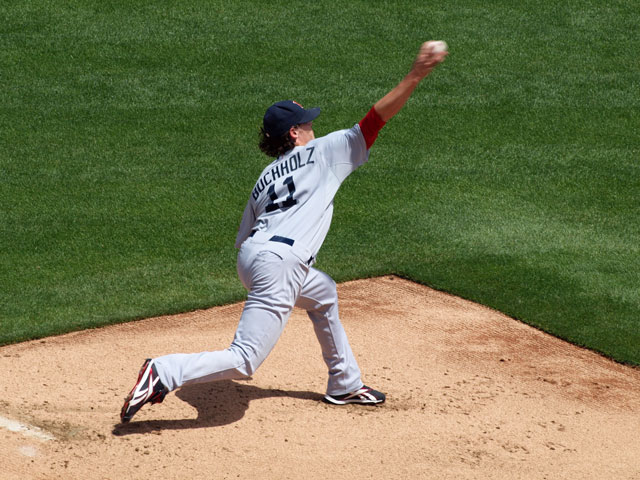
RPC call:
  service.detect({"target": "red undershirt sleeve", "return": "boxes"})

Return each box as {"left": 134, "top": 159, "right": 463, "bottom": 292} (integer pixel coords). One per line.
{"left": 358, "top": 106, "right": 387, "bottom": 149}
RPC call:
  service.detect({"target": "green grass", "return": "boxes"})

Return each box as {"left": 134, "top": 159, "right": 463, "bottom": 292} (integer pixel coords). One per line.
{"left": 2, "top": 1, "right": 639, "bottom": 364}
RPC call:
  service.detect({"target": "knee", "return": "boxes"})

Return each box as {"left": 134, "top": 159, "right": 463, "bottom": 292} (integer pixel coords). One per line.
{"left": 322, "top": 272, "right": 337, "bottom": 291}
{"left": 230, "top": 343, "right": 265, "bottom": 377}
{"left": 242, "top": 354, "right": 261, "bottom": 377}
{"left": 317, "top": 272, "right": 338, "bottom": 305}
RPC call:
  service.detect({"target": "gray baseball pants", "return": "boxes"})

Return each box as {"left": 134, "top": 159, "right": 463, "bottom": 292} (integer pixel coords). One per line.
{"left": 154, "top": 235, "right": 363, "bottom": 396}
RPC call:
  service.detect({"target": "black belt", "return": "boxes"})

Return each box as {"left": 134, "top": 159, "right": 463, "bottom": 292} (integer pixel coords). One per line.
{"left": 249, "top": 230, "right": 294, "bottom": 246}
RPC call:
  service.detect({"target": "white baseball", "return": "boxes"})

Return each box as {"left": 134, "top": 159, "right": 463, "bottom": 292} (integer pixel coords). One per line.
{"left": 427, "top": 40, "right": 448, "bottom": 54}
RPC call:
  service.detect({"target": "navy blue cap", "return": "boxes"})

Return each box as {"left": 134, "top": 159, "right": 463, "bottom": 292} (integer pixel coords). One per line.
{"left": 263, "top": 100, "right": 321, "bottom": 138}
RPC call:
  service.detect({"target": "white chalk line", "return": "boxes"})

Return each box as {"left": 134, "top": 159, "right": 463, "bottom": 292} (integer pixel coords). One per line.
{"left": 0, "top": 414, "right": 55, "bottom": 441}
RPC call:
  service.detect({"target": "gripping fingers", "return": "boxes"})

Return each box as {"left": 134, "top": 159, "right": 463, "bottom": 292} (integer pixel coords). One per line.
{"left": 412, "top": 42, "right": 448, "bottom": 77}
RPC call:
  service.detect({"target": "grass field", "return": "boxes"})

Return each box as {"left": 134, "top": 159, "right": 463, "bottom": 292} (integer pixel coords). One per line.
{"left": 2, "top": 1, "right": 639, "bottom": 364}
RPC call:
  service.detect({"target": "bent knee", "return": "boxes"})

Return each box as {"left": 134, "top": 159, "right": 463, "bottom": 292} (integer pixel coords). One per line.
{"left": 230, "top": 344, "right": 266, "bottom": 377}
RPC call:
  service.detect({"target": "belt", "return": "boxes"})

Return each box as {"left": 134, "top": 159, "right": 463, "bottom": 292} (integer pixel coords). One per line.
{"left": 249, "top": 230, "right": 294, "bottom": 246}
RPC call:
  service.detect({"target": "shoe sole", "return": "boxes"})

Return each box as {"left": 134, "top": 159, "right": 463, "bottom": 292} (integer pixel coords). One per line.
{"left": 322, "top": 393, "right": 385, "bottom": 406}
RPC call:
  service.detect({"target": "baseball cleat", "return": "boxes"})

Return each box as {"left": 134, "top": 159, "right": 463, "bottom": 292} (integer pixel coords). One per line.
{"left": 120, "top": 358, "right": 168, "bottom": 423}
{"left": 323, "top": 385, "right": 385, "bottom": 405}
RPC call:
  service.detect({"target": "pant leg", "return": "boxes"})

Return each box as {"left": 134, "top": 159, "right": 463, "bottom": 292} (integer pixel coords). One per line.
{"left": 295, "top": 268, "right": 362, "bottom": 396}
{"left": 155, "top": 243, "right": 308, "bottom": 391}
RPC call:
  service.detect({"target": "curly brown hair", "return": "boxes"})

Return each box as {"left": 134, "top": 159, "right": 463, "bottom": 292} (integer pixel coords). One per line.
{"left": 258, "top": 127, "right": 296, "bottom": 158}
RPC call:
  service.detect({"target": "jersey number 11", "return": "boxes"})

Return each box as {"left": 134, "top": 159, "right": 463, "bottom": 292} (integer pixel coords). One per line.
{"left": 265, "top": 176, "right": 298, "bottom": 213}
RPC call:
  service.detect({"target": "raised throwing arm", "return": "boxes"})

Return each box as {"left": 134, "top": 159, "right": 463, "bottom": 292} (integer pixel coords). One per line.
{"left": 374, "top": 41, "right": 448, "bottom": 122}
{"left": 359, "top": 42, "right": 448, "bottom": 148}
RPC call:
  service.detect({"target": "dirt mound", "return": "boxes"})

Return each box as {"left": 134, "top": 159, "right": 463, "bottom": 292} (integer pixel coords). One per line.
{"left": 2, "top": 276, "right": 639, "bottom": 479}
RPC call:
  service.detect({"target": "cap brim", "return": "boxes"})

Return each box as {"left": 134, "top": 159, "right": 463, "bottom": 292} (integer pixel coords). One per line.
{"left": 299, "top": 107, "right": 321, "bottom": 124}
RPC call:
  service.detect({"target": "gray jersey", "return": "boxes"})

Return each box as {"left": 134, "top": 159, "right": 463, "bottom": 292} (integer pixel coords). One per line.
{"left": 235, "top": 124, "right": 369, "bottom": 260}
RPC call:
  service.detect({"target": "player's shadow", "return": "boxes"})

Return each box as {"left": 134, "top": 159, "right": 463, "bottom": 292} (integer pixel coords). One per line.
{"left": 112, "top": 380, "right": 323, "bottom": 436}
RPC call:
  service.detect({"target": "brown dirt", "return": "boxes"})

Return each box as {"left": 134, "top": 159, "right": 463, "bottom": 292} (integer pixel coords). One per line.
{"left": 2, "top": 275, "right": 640, "bottom": 479}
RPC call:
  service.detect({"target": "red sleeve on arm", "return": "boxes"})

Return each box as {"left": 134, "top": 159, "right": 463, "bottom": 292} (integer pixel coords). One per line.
{"left": 358, "top": 106, "right": 387, "bottom": 149}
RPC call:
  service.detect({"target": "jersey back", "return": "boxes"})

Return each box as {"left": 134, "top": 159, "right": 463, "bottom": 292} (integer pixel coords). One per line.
{"left": 235, "top": 124, "right": 369, "bottom": 259}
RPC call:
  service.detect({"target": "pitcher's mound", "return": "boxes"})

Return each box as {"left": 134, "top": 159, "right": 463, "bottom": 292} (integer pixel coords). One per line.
{"left": 2, "top": 276, "right": 640, "bottom": 479}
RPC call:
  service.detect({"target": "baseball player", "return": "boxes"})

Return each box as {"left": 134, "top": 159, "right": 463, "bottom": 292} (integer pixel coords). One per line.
{"left": 120, "top": 41, "right": 447, "bottom": 423}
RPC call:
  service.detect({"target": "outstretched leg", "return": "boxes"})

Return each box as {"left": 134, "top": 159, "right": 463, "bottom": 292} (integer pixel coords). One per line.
{"left": 154, "top": 248, "right": 308, "bottom": 391}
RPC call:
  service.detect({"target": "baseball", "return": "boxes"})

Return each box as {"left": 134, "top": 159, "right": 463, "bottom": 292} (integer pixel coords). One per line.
{"left": 427, "top": 40, "right": 448, "bottom": 54}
